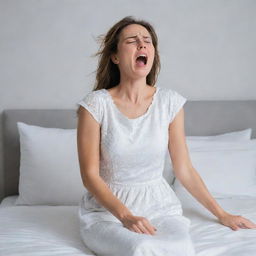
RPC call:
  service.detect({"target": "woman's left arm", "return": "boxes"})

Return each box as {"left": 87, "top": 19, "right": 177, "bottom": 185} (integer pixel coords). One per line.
{"left": 168, "top": 107, "right": 256, "bottom": 231}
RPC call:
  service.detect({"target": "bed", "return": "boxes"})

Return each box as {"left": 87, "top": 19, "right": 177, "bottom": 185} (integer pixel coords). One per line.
{"left": 1, "top": 100, "right": 256, "bottom": 255}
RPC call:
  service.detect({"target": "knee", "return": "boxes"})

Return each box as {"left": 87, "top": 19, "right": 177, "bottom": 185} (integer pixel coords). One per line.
{"left": 132, "top": 238, "right": 156, "bottom": 255}
{"left": 130, "top": 233, "right": 195, "bottom": 256}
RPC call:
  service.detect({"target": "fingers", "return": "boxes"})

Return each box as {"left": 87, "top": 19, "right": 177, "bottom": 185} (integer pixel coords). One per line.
{"left": 131, "top": 225, "right": 143, "bottom": 234}
{"left": 130, "top": 218, "right": 157, "bottom": 235}
{"left": 231, "top": 225, "right": 239, "bottom": 231}
{"left": 239, "top": 218, "right": 256, "bottom": 229}
{"left": 231, "top": 216, "right": 256, "bottom": 230}
{"left": 145, "top": 220, "right": 157, "bottom": 235}
{"left": 137, "top": 222, "right": 152, "bottom": 235}
{"left": 138, "top": 220, "right": 157, "bottom": 235}
{"left": 123, "top": 215, "right": 158, "bottom": 235}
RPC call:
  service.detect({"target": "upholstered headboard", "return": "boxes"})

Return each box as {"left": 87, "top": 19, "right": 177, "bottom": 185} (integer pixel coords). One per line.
{"left": 2, "top": 100, "right": 256, "bottom": 199}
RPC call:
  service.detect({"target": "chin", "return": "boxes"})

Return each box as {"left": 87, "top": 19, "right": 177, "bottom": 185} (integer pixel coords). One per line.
{"left": 134, "top": 66, "right": 151, "bottom": 74}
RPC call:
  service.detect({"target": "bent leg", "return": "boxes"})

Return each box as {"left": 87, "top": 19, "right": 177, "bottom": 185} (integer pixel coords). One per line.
{"left": 80, "top": 215, "right": 195, "bottom": 256}
{"left": 150, "top": 215, "right": 196, "bottom": 256}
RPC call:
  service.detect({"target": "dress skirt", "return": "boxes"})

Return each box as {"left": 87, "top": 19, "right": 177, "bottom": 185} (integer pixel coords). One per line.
{"left": 79, "top": 177, "right": 196, "bottom": 256}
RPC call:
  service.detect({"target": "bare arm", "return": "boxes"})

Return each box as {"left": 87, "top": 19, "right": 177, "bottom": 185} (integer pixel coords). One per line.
{"left": 77, "top": 106, "right": 133, "bottom": 221}
{"left": 168, "top": 107, "right": 226, "bottom": 219}
{"left": 168, "top": 107, "right": 256, "bottom": 230}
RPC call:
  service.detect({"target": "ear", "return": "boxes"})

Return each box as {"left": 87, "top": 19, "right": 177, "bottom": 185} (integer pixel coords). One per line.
{"left": 111, "top": 54, "right": 119, "bottom": 64}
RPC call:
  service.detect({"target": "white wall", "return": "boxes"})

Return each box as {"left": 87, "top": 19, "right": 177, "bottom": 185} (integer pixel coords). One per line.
{"left": 0, "top": 0, "right": 255, "bottom": 200}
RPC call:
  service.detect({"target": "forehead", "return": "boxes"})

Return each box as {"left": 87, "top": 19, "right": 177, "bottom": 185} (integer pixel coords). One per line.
{"left": 120, "top": 24, "right": 151, "bottom": 39}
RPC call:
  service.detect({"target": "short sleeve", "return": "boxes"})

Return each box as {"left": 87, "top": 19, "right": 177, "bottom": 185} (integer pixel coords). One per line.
{"left": 168, "top": 90, "right": 187, "bottom": 124}
{"left": 77, "top": 91, "right": 103, "bottom": 124}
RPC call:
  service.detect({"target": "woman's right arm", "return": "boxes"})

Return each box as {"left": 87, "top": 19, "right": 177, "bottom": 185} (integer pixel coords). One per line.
{"left": 77, "top": 106, "right": 156, "bottom": 235}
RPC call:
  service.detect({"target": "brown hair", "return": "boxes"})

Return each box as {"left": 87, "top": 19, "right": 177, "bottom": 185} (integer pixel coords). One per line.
{"left": 76, "top": 16, "right": 161, "bottom": 116}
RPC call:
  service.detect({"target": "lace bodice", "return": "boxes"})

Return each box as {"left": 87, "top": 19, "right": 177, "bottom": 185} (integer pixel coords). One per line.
{"left": 77, "top": 86, "right": 187, "bottom": 185}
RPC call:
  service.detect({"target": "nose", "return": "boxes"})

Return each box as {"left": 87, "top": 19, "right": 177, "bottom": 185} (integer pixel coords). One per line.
{"left": 138, "top": 45, "right": 146, "bottom": 49}
{"left": 137, "top": 40, "right": 146, "bottom": 50}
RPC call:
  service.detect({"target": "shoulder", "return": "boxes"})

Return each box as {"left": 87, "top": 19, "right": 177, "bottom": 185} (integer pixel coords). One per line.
{"left": 80, "top": 89, "right": 106, "bottom": 103}
{"left": 158, "top": 87, "right": 187, "bottom": 124}
{"left": 162, "top": 87, "right": 186, "bottom": 101}
{"left": 159, "top": 87, "right": 185, "bottom": 99}
{"left": 158, "top": 87, "right": 186, "bottom": 106}
{"left": 77, "top": 89, "right": 106, "bottom": 124}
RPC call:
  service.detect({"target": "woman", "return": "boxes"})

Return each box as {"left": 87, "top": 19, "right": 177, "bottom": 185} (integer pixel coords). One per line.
{"left": 76, "top": 16, "right": 256, "bottom": 256}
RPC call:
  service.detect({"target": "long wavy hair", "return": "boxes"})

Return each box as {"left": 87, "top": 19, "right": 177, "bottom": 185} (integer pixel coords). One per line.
{"left": 76, "top": 16, "right": 161, "bottom": 115}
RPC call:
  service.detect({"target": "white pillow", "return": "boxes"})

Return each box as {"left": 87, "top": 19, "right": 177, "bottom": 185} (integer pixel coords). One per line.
{"left": 164, "top": 128, "right": 252, "bottom": 186}
{"left": 173, "top": 139, "right": 256, "bottom": 199}
{"left": 186, "top": 128, "right": 252, "bottom": 141}
{"left": 15, "top": 122, "right": 86, "bottom": 205}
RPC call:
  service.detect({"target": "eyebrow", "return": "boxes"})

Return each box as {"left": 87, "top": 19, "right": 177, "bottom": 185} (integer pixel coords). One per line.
{"left": 123, "top": 35, "right": 152, "bottom": 40}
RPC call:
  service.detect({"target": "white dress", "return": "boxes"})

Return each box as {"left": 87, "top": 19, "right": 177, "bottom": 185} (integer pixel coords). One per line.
{"left": 77, "top": 86, "right": 196, "bottom": 256}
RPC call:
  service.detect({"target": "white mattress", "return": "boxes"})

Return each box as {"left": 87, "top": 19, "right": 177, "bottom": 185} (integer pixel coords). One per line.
{"left": 0, "top": 195, "right": 256, "bottom": 255}
{"left": 0, "top": 196, "right": 95, "bottom": 256}
{"left": 182, "top": 194, "right": 256, "bottom": 256}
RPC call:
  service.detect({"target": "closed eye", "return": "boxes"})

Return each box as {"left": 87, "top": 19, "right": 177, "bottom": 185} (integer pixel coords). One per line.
{"left": 127, "top": 40, "right": 152, "bottom": 44}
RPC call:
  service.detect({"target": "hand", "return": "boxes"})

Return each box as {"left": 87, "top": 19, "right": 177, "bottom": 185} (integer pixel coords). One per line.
{"left": 121, "top": 215, "right": 157, "bottom": 235}
{"left": 218, "top": 212, "right": 256, "bottom": 231}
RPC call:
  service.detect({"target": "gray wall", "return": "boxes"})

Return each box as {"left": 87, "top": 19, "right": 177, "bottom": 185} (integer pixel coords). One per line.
{"left": 0, "top": 0, "right": 256, "bottom": 201}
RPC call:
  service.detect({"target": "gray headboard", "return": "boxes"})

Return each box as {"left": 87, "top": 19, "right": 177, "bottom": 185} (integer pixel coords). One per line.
{"left": 2, "top": 100, "right": 256, "bottom": 200}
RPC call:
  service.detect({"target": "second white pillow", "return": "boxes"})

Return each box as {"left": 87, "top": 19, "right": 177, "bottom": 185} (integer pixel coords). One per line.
{"left": 173, "top": 139, "right": 256, "bottom": 198}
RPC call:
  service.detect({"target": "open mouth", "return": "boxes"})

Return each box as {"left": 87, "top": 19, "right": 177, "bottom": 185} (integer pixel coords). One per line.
{"left": 136, "top": 55, "right": 148, "bottom": 66}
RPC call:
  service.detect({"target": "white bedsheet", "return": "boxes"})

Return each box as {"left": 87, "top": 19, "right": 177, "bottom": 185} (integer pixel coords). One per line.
{"left": 181, "top": 194, "right": 256, "bottom": 256}
{"left": 0, "top": 196, "right": 94, "bottom": 256}
{"left": 0, "top": 195, "right": 256, "bottom": 255}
